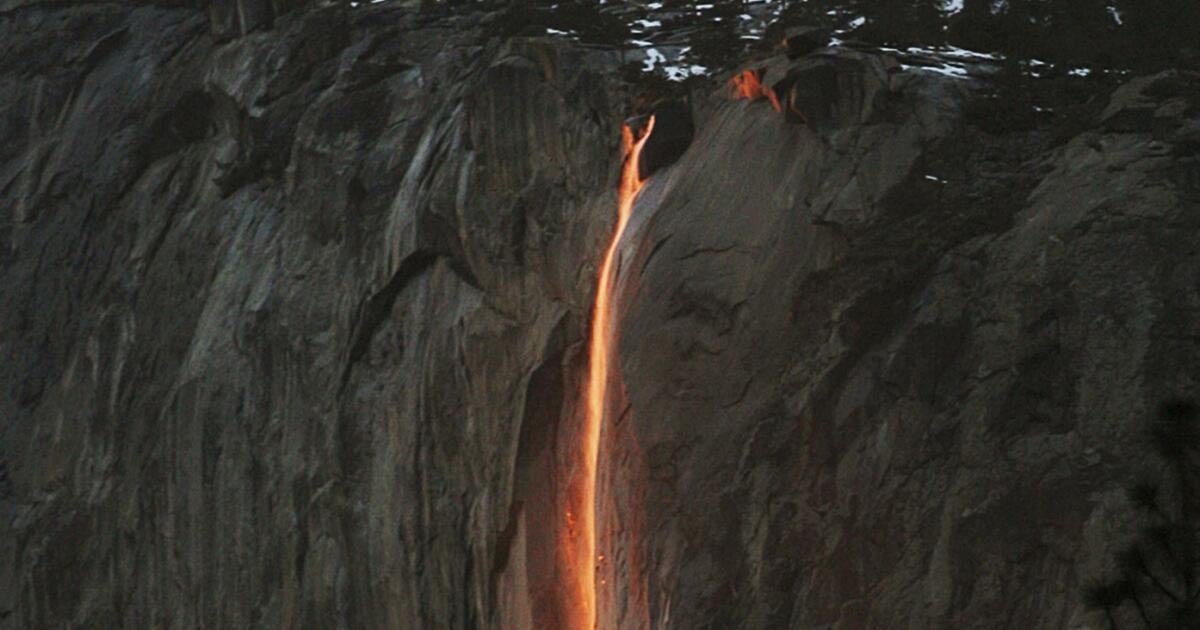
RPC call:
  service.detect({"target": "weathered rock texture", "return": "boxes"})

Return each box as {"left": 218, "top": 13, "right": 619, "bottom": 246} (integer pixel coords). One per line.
{"left": 612, "top": 57, "right": 1200, "bottom": 628}
{"left": 2, "top": 2, "right": 1200, "bottom": 629}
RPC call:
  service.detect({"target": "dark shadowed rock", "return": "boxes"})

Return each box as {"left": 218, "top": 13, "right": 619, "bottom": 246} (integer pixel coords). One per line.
{"left": 781, "top": 26, "right": 830, "bottom": 59}
{"left": 1100, "top": 70, "right": 1200, "bottom": 134}
{"left": 206, "top": 0, "right": 332, "bottom": 40}
{"left": 2, "top": 3, "right": 1200, "bottom": 630}
{"left": 773, "top": 52, "right": 892, "bottom": 132}
{"left": 635, "top": 99, "right": 695, "bottom": 180}
{"left": 207, "top": 0, "right": 273, "bottom": 39}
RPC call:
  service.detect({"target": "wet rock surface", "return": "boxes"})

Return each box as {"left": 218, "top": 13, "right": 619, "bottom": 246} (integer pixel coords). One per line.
{"left": 2, "top": 2, "right": 1199, "bottom": 629}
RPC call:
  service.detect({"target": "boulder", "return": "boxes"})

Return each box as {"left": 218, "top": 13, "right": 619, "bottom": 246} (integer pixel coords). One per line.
{"left": 781, "top": 26, "right": 830, "bottom": 59}
{"left": 635, "top": 99, "right": 695, "bottom": 180}
{"left": 774, "top": 53, "right": 892, "bottom": 131}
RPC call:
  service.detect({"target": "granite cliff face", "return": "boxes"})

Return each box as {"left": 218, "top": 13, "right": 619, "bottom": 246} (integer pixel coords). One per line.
{"left": 2, "top": 2, "right": 1200, "bottom": 629}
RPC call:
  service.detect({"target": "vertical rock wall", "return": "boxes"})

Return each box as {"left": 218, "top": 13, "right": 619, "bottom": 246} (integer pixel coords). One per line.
{"left": 1, "top": 4, "right": 628, "bottom": 627}
{"left": 3, "top": 2, "right": 1200, "bottom": 629}
{"left": 614, "top": 56, "right": 1200, "bottom": 629}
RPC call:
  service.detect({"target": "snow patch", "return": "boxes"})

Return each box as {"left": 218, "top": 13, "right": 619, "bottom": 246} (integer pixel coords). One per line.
{"left": 642, "top": 47, "right": 668, "bottom": 73}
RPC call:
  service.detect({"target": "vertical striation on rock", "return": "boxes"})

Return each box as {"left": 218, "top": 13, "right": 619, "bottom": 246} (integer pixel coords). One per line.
{"left": 0, "top": 3, "right": 626, "bottom": 627}
{"left": 2, "top": 2, "right": 1200, "bottom": 630}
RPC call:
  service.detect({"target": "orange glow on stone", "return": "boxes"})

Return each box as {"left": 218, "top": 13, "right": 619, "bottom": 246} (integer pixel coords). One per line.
{"left": 731, "top": 68, "right": 782, "bottom": 112}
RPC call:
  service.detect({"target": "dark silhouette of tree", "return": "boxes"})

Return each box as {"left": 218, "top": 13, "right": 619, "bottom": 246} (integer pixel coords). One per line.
{"left": 1114, "top": 0, "right": 1200, "bottom": 71}
{"left": 1084, "top": 400, "right": 1200, "bottom": 629}
{"left": 421, "top": 0, "right": 1200, "bottom": 74}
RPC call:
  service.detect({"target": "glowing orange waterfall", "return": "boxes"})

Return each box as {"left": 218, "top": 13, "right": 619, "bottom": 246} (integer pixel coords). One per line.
{"left": 571, "top": 115, "right": 655, "bottom": 630}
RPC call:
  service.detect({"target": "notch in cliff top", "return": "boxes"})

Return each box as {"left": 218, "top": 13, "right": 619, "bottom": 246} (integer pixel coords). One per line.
{"left": 626, "top": 99, "right": 695, "bottom": 181}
